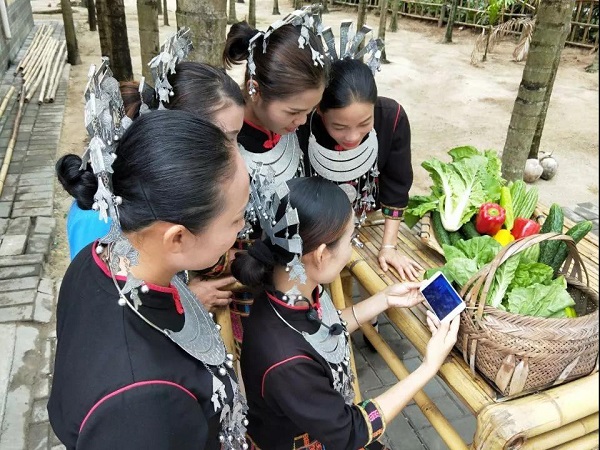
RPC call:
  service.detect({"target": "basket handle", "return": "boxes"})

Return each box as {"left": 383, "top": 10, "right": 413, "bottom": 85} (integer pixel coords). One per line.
{"left": 461, "top": 233, "right": 588, "bottom": 320}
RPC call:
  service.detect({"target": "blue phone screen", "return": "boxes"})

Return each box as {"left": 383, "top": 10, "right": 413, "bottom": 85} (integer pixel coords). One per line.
{"left": 422, "top": 275, "right": 464, "bottom": 320}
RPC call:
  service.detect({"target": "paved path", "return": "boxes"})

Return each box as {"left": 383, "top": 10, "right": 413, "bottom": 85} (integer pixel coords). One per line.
{"left": 0, "top": 22, "right": 598, "bottom": 450}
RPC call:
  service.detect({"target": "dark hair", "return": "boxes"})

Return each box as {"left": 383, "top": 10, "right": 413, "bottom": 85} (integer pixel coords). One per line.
{"left": 119, "top": 62, "right": 244, "bottom": 120}
{"left": 56, "top": 154, "right": 98, "bottom": 210}
{"left": 223, "top": 21, "right": 329, "bottom": 102}
{"left": 120, "top": 81, "right": 159, "bottom": 119}
{"left": 56, "top": 110, "right": 237, "bottom": 233}
{"left": 231, "top": 177, "right": 353, "bottom": 287}
{"left": 320, "top": 58, "right": 377, "bottom": 112}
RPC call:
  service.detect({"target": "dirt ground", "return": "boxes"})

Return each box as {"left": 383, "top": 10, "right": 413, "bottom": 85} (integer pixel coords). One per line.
{"left": 33, "top": 0, "right": 599, "bottom": 277}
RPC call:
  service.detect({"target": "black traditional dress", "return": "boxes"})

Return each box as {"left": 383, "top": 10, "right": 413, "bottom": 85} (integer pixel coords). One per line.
{"left": 241, "top": 289, "right": 388, "bottom": 450}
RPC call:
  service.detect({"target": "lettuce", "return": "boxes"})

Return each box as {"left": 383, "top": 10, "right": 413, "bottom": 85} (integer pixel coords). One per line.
{"left": 509, "top": 261, "right": 554, "bottom": 290}
{"left": 506, "top": 276, "right": 575, "bottom": 318}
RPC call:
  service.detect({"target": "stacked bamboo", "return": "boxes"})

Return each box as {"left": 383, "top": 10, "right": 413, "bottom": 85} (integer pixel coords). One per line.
{"left": 14, "top": 24, "right": 67, "bottom": 104}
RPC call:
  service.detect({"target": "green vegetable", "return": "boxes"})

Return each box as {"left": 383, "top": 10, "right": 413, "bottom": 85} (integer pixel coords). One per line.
{"left": 539, "top": 204, "right": 564, "bottom": 265}
{"left": 454, "top": 235, "right": 502, "bottom": 266}
{"left": 487, "top": 254, "right": 521, "bottom": 308}
{"left": 509, "top": 181, "right": 525, "bottom": 217}
{"left": 506, "top": 276, "right": 575, "bottom": 318}
{"left": 449, "top": 231, "right": 463, "bottom": 246}
{"left": 549, "top": 221, "right": 593, "bottom": 273}
{"left": 510, "top": 180, "right": 539, "bottom": 220}
{"left": 460, "top": 221, "right": 481, "bottom": 239}
{"left": 499, "top": 186, "right": 514, "bottom": 231}
{"left": 520, "top": 243, "right": 540, "bottom": 263}
{"left": 508, "top": 261, "right": 554, "bottom": 291}
{"left": 431, "top": 211, "right": 452, "bottom": 246}
{"left": 405, "top": 147, "right": 503, "bottom": 232}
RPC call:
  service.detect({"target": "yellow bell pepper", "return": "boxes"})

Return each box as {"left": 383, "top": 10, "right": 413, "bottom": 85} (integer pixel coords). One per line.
{"left": 493, "top": 229, "right": 515, "bottom": 246}
{"left": 564, "top": 306, "right": 577, "bottom": 318}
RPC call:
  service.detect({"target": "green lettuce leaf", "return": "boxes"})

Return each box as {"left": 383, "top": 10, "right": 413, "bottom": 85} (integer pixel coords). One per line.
{"left": 506, "top": 276, "right": 575, "bottom": 318}
{"left": 404, "top": 195, "right": 438, "bottom": 229}
{"left": 487, "top": 254, "right": 521, "bottom": 308}
{"left": 509, "top": 261, "right": 554, "bottom": 291}
{"left": 445, "top": 257, "right": 480, "bottom": 288}
{"left": 455, "top": 236, "right": 501, "bottom": 266}
{"left": 448, "top": 146, "right": 481, "bottom": 161}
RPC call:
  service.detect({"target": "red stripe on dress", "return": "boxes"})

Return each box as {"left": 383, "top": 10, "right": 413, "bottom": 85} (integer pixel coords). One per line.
{"left": 79, "top": 380, "right": 197, "bottom": 432}
{"left": 261, "top": 355, "right": 313, "bottom": 397}
{"left": 393, "top": 104, "right": 402, "bottom": 131}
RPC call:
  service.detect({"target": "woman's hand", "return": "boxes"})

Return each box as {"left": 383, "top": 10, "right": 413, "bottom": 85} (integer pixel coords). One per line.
{"left": 422, "top": 312, "right": 460, "bottom": 375}
{"left": 378, "top": 247, "right": 423, "bottom": 281}
{"left": 383, "top": 282, "right": 424, "bottom": 309}
{"left": 188, "top": 276, "right": 236, "bottom": 311}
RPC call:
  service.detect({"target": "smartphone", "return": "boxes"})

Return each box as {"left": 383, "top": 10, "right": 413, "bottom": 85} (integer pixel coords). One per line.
{"left": 420, "top": 272, "right": 466, "bottom": 323}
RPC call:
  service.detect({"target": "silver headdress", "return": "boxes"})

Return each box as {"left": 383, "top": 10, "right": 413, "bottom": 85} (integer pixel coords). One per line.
{"left": 247, "top": 165, "right": 307, "bottom": 303}
{"left": 320, "top": 21, "right": 384, "bottom": 74}
{"left": 148, "top": 27, "right": 193, "bottom": 108}
{"left": 247, "top": 5, "right": 324, "bottom": 95}
{"left": 82, "top": 57, "right": 248, "bottom": 450}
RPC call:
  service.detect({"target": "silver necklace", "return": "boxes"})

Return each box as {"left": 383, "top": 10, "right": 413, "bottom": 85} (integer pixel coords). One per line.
{"left": 238, "top": 132, "right": 304, "bottom": 186}
{"left": 268, "top": 290, "right": 355, "bottom": 405}
{"left": 103, "top": 237, "right": 249, "bottom": 449}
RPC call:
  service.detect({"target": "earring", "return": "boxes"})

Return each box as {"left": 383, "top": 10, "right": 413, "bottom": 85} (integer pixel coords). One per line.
{"left": 248, "top": 81, "right": 257, "bottom": 98}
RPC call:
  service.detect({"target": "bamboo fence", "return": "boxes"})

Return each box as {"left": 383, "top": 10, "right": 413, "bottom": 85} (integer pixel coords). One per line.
{"left": 328, "top": 0, "right": 599, "bottom": 49}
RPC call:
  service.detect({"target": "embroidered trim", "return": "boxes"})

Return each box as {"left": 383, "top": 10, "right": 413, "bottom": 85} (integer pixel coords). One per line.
{"left": 244, "top": 119, "right": 282, "bottom": 149}
{"left": 392, "top": 104, "right": 402, "bottom": 131}
{"left": 357, "top": 399, "right": 386, "bottom": 445}
{"left": 202, "top": 252, "right": 229, "bottom": 278}
{"left": 292, "top": 433, "right": 325, "bottom": 449}
{"left": 79, "top": 380, "right": 197, "bottom": 432}
{"left": 261, "top": 355, "right": 314, "bottom": 397}
{"left": 380, "top": 204, "right": 405, "bottom": 219}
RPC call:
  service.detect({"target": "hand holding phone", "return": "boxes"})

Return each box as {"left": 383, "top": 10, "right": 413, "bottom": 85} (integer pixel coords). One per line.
{"left": 420, "top": 272, "right": 466, "bottom": 323}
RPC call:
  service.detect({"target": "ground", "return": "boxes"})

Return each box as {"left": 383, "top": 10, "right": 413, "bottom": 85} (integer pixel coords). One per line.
{"left": 34, "top": 0, "right": 599, "bottom": 277}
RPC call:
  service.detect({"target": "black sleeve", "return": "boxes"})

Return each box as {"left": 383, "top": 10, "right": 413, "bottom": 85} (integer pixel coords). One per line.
{"left": 378, "top": 104, "right": 413, "bottom": 215}
{"left": 76, "top": 383, "right": 208, "bottom": 450}
{"left": 263, "top": 357, "right": 386, "bottom": 449}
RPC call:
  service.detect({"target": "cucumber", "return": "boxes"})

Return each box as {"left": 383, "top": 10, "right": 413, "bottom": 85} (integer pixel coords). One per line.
{"left": 431, "top": 211, "right": 452, "bottom": 246}
{"left": 449, "top": 231, "right": 463, "bottom": 246}
{"left": 539, "top": 203, "right": 564, "bottom": 265}
{"left": 460, "top": 221, "right": 481, "bottom": 239}
{"left": 549, "top": 221, "right": 593, "bottom": 273}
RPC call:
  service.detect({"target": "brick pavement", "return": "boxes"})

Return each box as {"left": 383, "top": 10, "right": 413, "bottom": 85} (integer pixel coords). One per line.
{"left": 1, "top": 21, "right": 598, "bottom": 450}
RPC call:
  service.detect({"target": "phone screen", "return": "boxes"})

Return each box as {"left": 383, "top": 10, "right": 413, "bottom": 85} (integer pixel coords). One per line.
{"left": 421, "top": 274, "right": 464, "bottom": 321}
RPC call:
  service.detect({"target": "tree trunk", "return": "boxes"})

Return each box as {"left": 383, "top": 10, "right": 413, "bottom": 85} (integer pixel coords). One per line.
{"left": 321, "top": 0, "right": 329, "bottom": 14}
{"left": 501, "top": 0, "right": 575, "bottom": 182}
{"left": 272, "top": 0, "right": 280, "bottom": 15}
{"left": 137, "top": 0, "right": 159, "bottom": 82}
{"left": 176, "top": 0, "right": 227, "bottom": 66}
{"left": 106, "top": 0, "right": 133, "bottom": 80}
{"left": 357, "top": 0, "right": 368, "bottom": 30}
{"left": 229, "top": 0, "right": 238, "bottom": 23}
{"left": 248, "top": 0, "right": 256, "bottom": 27}
{"left": 390, "top": 0, "right": 399, "bottom": 32}
{"left": 87, "top": 0, "right": 97, "bottom": 31}
{"left": 163, "top": 0, "right": 169, "bottom": 25}
{"left": 157, "top": 0, "right": 162, "bottom": 14}
{"left": 293, "top": 0, "right": 302, "bottom": 10}
{"left": 95, "top": 0, "right": 112, "bottom": 58}
{"left": 61, "top": 0, "right": 82, "bottom": 65}
{"left": 444, "top": 0, "right": 458, "bottom": 43}
{"left": 585, "top": 51, "right": 598, "bottom": 73}
{"left": 378, "top": 0, "right": 390, "bottom": 63}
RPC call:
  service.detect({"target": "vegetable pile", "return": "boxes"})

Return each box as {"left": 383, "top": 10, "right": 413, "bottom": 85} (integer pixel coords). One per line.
{"left": 406, "top": 146, "right": 593, "bottom": 319}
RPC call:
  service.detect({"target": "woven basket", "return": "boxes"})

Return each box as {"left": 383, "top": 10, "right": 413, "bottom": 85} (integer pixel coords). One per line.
{"left": 419, "top": 209, "right": 546, "bottom": 257}
{"left": 455, "top": 233, "right": 599, "bottom": 398}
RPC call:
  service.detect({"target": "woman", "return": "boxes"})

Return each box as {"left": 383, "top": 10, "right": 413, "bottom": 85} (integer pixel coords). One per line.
{"left": 301, "top": 57, "right": 422, "bottom": 281}
{"left": 48, "top": 111, "right": 251, "bottom": 449}
{"left": 232, "top": 177, "right": 459, "bottom": 449}
{"left": 223, "top": 9, "right": 329, "bottom": 349}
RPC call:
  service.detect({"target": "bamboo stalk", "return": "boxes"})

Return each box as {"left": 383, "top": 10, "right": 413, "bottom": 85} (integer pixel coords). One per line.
{"left": 23, "top": 36, "right": 54, "bottom": 86}
{"left": 22, "top": 29, "right": 53, "bottom": 78}
{"left": 0, "top": 86, "right": 16, "bottom": 119}
{"left": 48, "top": 57, "right": 67, "bottom": 103}
{"left": 520, "top": 413, "right": 598, "bottom": 449}
{"left": 19, "top": 25, "right": 49, "bottom": 74}
{"left": 15, "top": 24, "right": 46, "bottom": 74}
{"left": 361, "top": 322, "right": 469, "bottom": 450}
{"left": 26, "top": 40, "right": 58, "bottom": 103}
{"left": 44, "top": 42, "right": 65, "bottom": 103}
{"left": 41, "top": 41, "right": 66, "bottom": 104}
{"left": 0, "top": 87, "right": 26, "bottom": 197}
{"left": 330, "top": 276, "right": 362, "bottom": 404}
{"left": 551, "top": 430, "right": 599, "bottom": 450}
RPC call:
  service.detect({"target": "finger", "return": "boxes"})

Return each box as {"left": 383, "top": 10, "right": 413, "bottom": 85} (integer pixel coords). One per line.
{"left": 426, "top": 315, "right": 437, "bottom": 334}
{"left": 215, "top": 290, "right": 233, "bottom": 299}
{"left": 448, "top": 315, "right": 461, "bottom": 338}
{"left": 410, "top": 261, "right": 424, "bottom": 271}
{"left": 212, "top": 296, "right": 233, "bottom": 307}
{"left": 403, "top": 281, "right": 423, "bottom": 291}
{"left": 379, "top": 257, "right": 389, "bottom": 272}
{"left": 426, "top": 310, "right": 441, "bottom": 329}
{"left": 213, "top": 276, "right": 237, "bottom": 287}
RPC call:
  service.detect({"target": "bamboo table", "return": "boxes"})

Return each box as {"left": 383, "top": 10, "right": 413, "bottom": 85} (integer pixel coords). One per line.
{"left": 335, "top": 214, "right": 599, "bottom": 450}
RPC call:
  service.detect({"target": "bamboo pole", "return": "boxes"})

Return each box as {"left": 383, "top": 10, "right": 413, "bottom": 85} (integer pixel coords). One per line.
{"left": 15, "top": 25, "right": 46, "bottom": 74}
{"left": 0, "top": 87, "right": 26, "bottom": 197}
{"left": 520, "top": 413, "right": 598, "bottom": 449}
{"left": 552, "top": 431, "right": 599, "bottom": 450}
{"left": 26, "top": 40, "right": 59, "bottom": 102}
{"left": 472, "top": 372, "right": 599, "bottom": 449}
{"left": 19, "top": 25, "right": 50, "bottom": 74}
{"left": 0, "top": 86, "right": 16, "bottom": 119}
{"left": 361, "top": 322, "right": 469, "bottom": 450}
{"left": 42, "top": 41, "right": 66, "bottom": 104}
{"left": 330, "top": 275, "right": 362, "bottom": 404}
{"left": 22, "top": 30, "right": 53, "bottom": 78}
{"left": 23, "top": 36, "right": 54, "bottom": 86}
{"left": 48, "top": 58, "right": 67, "bottom": 103}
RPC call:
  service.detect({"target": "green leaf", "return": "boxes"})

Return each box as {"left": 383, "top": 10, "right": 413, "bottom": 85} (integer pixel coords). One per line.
{"left": 441, "top": 244, "right": 467, "bottom": 262}
{"left": 445, "top": 257, "right": 480, "bottom": 288}
{"left": 509, "top": 261, "right": 554, "bottom": 291}
{"left": 404, "top": 195, "right": 438, "bottom": 228}
{"left": 455, "top": 235, "right": 501, "bottom": 266}
{"left": 487, "top": 254, "right": 521, "bottom": 308}
{"left": 448, "top": 146, "right": 481, "bottom": 161}
{"left": 506, "top": 276, "right": 575, "bottom": 318}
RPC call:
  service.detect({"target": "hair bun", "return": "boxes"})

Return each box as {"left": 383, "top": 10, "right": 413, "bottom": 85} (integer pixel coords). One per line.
{"left": 223, "top": 21, "right": 262, "bottom": 68}
{"left": 55, "top": 154, "right": 98, "bottom": 210}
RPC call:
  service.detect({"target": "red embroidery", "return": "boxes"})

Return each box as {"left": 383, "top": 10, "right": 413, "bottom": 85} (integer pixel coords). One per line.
{"left": 244, "top": 119, "right": 281, "bottom": 149}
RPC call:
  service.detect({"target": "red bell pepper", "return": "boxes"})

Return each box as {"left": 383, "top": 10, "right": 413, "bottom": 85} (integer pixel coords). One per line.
{"left": 511, "top": 217, "right": 541, "bottom": 239}
{"left": 475, "top": 203, "right": 506, "bottom": 236}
